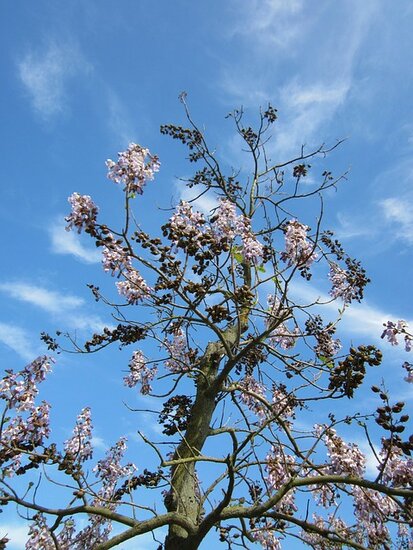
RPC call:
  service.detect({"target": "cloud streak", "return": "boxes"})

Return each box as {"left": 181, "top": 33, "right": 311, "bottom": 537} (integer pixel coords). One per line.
{"left": 49, "top": 220, "right": 101, "bottom": 264}
{"left": 0, "top": 282, "right": 84, "bottom": 314}
{"left": 0, "top": 323, "right": 38, "bottom": 361}
{"left": 17, "top": 42, "right": 90, "bottom": 119}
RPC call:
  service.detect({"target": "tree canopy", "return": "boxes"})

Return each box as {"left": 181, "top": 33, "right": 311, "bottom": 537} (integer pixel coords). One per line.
{"left": 1, "top": 99, "right": 413, "bottom": 550}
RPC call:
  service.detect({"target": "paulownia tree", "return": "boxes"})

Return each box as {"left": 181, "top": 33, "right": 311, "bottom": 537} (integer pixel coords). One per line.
{"left": 1, "top": 97, "right": 413, "bottom": 549}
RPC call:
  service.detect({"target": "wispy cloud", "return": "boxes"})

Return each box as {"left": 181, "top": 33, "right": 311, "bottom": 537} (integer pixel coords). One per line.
{"left": 0, "top": 282, "right": 84, "bottom": 314}
{"left": 0, "top": 281, "right": 109, "bottom": 338}
{"left": 0, "top": 523, "right": 29, "bottom": 549}
{"left": 230, "top": 0, "right": 305, "bottom": 50}
{"left": 17, "top": 42, "right": 91, "bottom": 119}
{"left": 106, "top": 90, "right": 138, "bottom": 146}
{"left": 0, "top": 323, "right": 38, "bottom": 361}
{"left": 49, "top": 220, "right": 101, "bottom": 264}
{"left": 379, "top": 197, "right": 413, "bottom": 245}
{"left": 290, "top": 279, "right": 412, "bottom": 344}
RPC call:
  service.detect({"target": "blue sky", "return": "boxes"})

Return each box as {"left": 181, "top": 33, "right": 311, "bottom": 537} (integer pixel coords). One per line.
{"left": 1, "top": 1, "right": 413, "bottom": 548}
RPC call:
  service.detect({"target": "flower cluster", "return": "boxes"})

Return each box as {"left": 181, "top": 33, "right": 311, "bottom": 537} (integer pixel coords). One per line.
{"left": 281, "top": 219, "right": 317, "bottom": 267}
{"left": 124, "top": 350, "right": 157, "bottom": 394}
{"left": 381, "top": 320, "right": 412, "bottom": 352}
{"left": 168, "top": 201, "right": 208, "bottom": 250}
{"left": 268, "top": 323, "right": 300, "bottom": 350}
{"left": 102, "top": 235, "right": 131, "bottom": 275}
{"left": 213, "top": 199, "right": 264, "bottom": 263}
{"left": 271, "top": 384, "right": 295, "bottom": 422}
{"left": 164, "top": 328, "right": 191, "bottom": 373}
{"left": 0, "top": 357, "right": 53, "bottom": 476}
{"left": 238, "top": 376, "right": 267, "bottom": 419}
{"left": 26, "top": 514, "right": 55, "bottom": 550}
{"left": 402, "top": 361, "right": 413, "bottom": 383}
{"left": 353, "top": 486, "right": 397, "bottom": 547}
{"left": 252, "top": 523, "right": 282, "bottom": 550}
{"left": 106, "top": 143, "right": 160, "bottom": 195}
{"left": 329, "top": 263, "right": 359, "bottom": 304}
{"left": 100, "top": 233, "right": 151, "bottom": 304}
{"left": 92, "top": 437, "right": 136, "bottom": 505}
{"left": 301, "top": 515, "right": 351, "bottom": 547}
{"left": 317, "top": 425, "right": 365, "bottom": 477}
{"left": 65, "top": 193, "right": 98, "bottom": 234}
{"left": 64, "top": 407, "right": 93, "bottom": 462}
{"left": 265, "top": 444, "right": 297, "bottom": 513}
{"left": 116, "top": 269, "right": 151, "bottom": 304}
{"left": 378, "top": 446, "right": 413, "bottom": 487}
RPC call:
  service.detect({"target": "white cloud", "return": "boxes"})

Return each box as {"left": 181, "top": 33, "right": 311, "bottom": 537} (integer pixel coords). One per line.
{"left": 0, "top": 523, "right": 29, "bottom": 549}
{"left": 230, "top": 0, "right": 305, "bottom": 50}
{"left": 289, "top": 279, "right": 412, "bottom": 344}
{"left": 379, "top": 197, "right": 413, "bottom": 244}
{"left": 0, "top": 282, "right": 84, "bottom": 314}
{"left": 106, "top": 90, "right": 138, "bottom": 146}
{"left": 49, "top": 221, "right": 101, "bottom": 264}
{"left": 0, "top": 323, "right": 37, "bottom": 361}
{"left": 18, "top": 42, "right": 90, "bottom": 119}
{"left": 334, "top": 212, "right": 375, "bottom": 240}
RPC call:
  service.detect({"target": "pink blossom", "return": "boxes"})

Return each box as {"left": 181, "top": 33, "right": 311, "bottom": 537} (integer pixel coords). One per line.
{"left": 168, "top": 201, "right": 207, "bottom": 246}
{"left": 93, "top": 437, "right": 136, "bottom": 505}
{"left": 124, "top": 351, "right": 157, "bottom": 394}
{"left": 329, "top": 263, "right": 359, "bottom": 304}
{"left": 281, "top": 219, "right": 317, "bottom": 267}
{"left": 106, "top": 143, "right": 160, "bottom": 195}
{"left": 102, "top": 235, "right": 131, "bottom": 274}
{"left": 241, "top": 231, "right": 264, "bottom": 264}
{"left": 212, "top": 199, "right": 264, "bottom": 264}
{"left": 269, "top": 323, "right": 300, "bottom": 350}
{"left": 164, "top": 328, "right": 191, "bottom": 373}
{"left": 265, "top": 444, "right": 297, "bottom": 513}
{"left": 381, "top": 320, "right": 412, "bottom": 351}
{"left": 318, "top": 426, "right": 366, "bottom": 477}
{"left": 353, "top": 486, "right": 396, "bottom": 546}
{"left": 0, "top": 356, "right": 53, "bottom": 412}
{"left": 238, "top": 376, "right": 267, "bottom": 419}
{"left": 26, "top": 514, "right": 55, "bottom": 550}
{"left": 403, "top": 361, "right": 413, "bottom": 383}
{"left": 65, "top": 192, "right": 98, "bottom": 234}
{"left": 252, "top": 524, "right": 282, "bottom": 550}
{"left": 64, "top": 407, "right": 93, "bottom": 462}
{"left": 272, "top": 385, "right": 295, "bottom": 421}
{"left": 116, "top": 269, "right": 151, "bottom": 304}
{"left": 212, "top": 199, "right": 246, "bottom": 240}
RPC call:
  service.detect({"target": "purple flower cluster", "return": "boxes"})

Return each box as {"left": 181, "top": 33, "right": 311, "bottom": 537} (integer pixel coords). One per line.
{"left": 329, "top": 263, "right": 359, "bottom": 304}
{"left": 238, "top": 376, "right": 267, "bottom": 419}
{"left": 106, "top": 143, "right": 160, "bottom": 195}
{"left": 213, "top": 199, "right": 264, "bottom": 264}
{"left": 116, "top": 270, "right": 151, "bottom": 304}
{"left": 281, "top": 219, "right": 317, "bottom": 267}
{"left": 0, "top": 356, "right": 53, "bottom": 476}
{"left": 317, "top": 425, "right": 365, "bottom": 477}
{"left": 164, "top": 328, "right": 191, "bottom": 373}
{"left": 381, "top": 320, "right": 412, "bottom": 351}
{"left": 124, "top": 350, "right": 157, "bottom": 394}
{"left": 66, "top": 192, "right": 98, "bottom": 234}
{"left": 169, "top": 201, "right": 207, "bottom": 247}
{"left": 265, "top": 444, "right": 297, "bottom": 513}
{"left": 64, "top": 407, "right": 93, "bottom": 462}
{"left": 100, "top": 233, "right": 151, "bottom": 303}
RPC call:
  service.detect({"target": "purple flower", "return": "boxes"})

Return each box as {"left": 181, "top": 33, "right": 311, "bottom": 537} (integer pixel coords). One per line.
{"left": 106, "top": 143, "right": 160, "bottom": 195}
{"left": 124, "top": 351, "right": 157, "bottom": 394}
{"left": 281, "top": 219, "right": 317, "bottom": 267}
{"left": 66, "top": 193, "right": 98, "bottom": 234}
